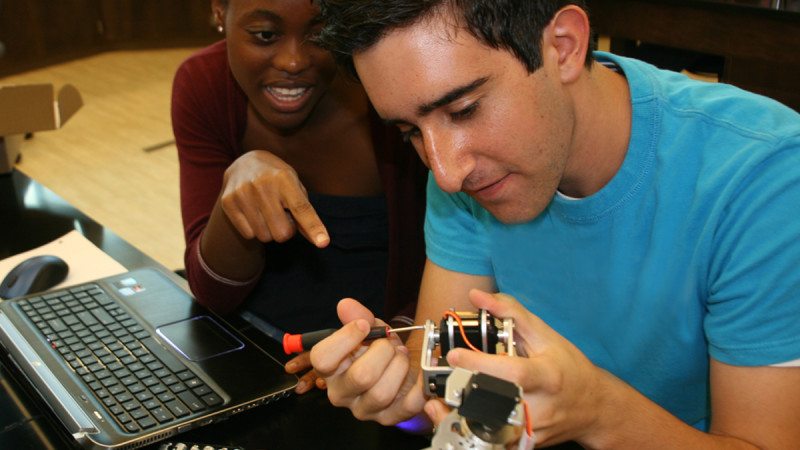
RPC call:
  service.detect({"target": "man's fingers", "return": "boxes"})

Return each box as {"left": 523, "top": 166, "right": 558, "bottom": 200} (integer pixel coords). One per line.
{"left": 446, "top": 348, "right": 539, "bottom": 391}
{"left": 310, "top": 319, "right": 371, "bottom": 377}
{"left": 467, "top": 289, "right": 544, "bottom": 344}
{"left": 337, "top": 298, "right": 377, "bottom": 324}
{"left": 424, "top": 399, "right": 450, "bottom": 426}
{"left": 355, "top": 343, "right": 410, "bottom": 411}
{"left": 467, "top": 289, "right": 519, "bottom": 319}
{"left": 346, "top": 340, "right": 397, "bottom": 381}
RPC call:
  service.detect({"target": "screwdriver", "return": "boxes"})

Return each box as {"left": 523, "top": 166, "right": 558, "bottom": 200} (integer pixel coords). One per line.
{"left": 282, "top": 325, "right": 425, "bottom": 354}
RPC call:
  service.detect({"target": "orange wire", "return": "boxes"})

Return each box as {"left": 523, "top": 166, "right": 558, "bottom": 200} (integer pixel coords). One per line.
{"left": 441, "top": 310, "right": 534, "bottom": 439}
{"left": 442, "top": 311, "right": 481, "bottom": 352}
{"left": 522, "top": 399, "right": 533, "bottom": 437}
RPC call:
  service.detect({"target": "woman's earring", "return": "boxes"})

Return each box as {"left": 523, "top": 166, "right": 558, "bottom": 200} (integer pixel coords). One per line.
{"left": 217, "top": 25, "right": 224, "bottom": 33}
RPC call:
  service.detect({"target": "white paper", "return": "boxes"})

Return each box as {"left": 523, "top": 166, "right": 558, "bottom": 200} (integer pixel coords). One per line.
{"left": 0, "top": 230, "right": 127, "bottom": 298}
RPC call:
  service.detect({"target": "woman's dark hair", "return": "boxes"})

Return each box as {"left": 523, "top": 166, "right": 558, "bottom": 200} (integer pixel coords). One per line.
{"left": 316, "top": 0, "right": 593, "bottom": 78}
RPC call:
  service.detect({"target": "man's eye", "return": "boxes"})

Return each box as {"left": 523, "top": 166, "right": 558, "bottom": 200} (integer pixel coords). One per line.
{"left": 451, "top": 102, "right": 478, "bottom": 120}
{"left": 400, "top": 128, "right": 420, "bottom": 143}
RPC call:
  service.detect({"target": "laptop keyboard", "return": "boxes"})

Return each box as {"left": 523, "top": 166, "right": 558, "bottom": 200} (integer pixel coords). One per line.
{"left": 16, "top": 283, "right": 224, "bottom": 433}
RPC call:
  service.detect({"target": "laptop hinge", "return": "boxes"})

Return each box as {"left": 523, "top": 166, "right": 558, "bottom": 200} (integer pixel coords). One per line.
{"left": 0, "top": 313, "right": 99, "bottom": 437}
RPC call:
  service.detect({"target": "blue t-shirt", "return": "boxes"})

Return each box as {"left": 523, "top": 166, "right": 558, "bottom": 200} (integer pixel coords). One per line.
{"left": 425, "top": 52, "right": 800, "bottom": 428}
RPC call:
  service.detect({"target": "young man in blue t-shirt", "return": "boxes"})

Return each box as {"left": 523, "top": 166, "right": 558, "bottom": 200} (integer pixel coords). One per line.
{"left": 309, "top": 1, "right": 800, "bottom": 448}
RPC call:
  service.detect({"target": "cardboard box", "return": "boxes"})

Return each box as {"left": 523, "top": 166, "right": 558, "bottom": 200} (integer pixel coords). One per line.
{"left": 0, "top": 83, "right": 83, "bottom": 173}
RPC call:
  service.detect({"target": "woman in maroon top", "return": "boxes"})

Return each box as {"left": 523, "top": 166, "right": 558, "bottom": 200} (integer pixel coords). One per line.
{"left": 171, "top": 0, "right": 426, "bottom": 394}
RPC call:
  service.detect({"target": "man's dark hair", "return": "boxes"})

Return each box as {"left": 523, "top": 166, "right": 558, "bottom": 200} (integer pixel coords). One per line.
{"left": 315, "top": 0, "right": 593, "bottom": 78}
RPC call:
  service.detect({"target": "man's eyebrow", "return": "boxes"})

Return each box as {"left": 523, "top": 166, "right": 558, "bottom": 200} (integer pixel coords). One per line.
{"left": 383, "top": 118, "right": 408, "bottom": 128}
{"left": 417, "top": 77, "right": 489, "bottom": 116}
{"left": 381, "top": 77, "right": 490, "bottom": 127}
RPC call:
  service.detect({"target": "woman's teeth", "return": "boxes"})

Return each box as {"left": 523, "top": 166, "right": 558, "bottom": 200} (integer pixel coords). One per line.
{"left": 267, "top": 86, "right": 308, "bottom": 101}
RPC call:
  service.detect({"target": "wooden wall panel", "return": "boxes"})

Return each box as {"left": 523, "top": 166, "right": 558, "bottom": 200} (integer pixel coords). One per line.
{"left": 0, "top": 0, "right": 217, "bottom": 77}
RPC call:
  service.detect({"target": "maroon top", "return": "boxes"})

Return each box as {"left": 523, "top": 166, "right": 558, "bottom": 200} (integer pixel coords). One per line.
{"left": 171, "top": 41, "right": 427, "bottom": 328}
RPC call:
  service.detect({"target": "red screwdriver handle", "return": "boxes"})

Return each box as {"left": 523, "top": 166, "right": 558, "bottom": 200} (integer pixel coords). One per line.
{"left": 282, "top": 326, "right": 391, "bottom": 354}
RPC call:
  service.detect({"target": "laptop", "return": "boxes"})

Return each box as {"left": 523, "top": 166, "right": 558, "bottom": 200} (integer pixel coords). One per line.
{"left": 0, "top": 267, "right": 297, "bottom": 449}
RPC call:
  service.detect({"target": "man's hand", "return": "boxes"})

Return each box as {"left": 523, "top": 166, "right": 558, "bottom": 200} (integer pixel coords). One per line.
{"left": 443, "top": 289, "right": 608, "bottom": 447}
{"left": 220, "top": 150, "right": 329, "bottom": 247}
{"left": 310, "top": 298, "right": 428, "bottom": 425}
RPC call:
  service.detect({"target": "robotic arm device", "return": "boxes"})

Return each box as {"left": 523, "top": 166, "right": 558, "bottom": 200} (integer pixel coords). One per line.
{"left": 420, "top": 310, "right": 533, "bottom": 450}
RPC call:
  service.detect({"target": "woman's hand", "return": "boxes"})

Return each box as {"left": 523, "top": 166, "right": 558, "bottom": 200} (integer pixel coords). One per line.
{"left": 220, "top": 150, "right": 329, "bottom": 247}
{"left": 285, "top": 352, "right": 327, "bottom": 394}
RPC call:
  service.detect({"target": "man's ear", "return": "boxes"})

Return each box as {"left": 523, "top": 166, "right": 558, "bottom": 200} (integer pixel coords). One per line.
{"left": 547, "top": 5, "right": 591, "bottom": 84}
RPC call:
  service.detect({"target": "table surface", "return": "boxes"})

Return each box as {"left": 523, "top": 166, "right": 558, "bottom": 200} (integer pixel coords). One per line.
{"left": 0, "top": 169, "right": 431, "bottom": 450}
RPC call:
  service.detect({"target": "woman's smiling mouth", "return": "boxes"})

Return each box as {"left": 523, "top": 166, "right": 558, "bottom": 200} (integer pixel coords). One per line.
{"left": 264, "top": 85, "right": 313, "bottom": 112}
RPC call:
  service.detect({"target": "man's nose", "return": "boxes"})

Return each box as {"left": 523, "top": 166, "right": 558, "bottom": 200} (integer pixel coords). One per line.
{"left": 422, "top": 128, "right": 471, "bottom": 194}
{"left": 273, "top": 39, "right": 311, "bottom": 74}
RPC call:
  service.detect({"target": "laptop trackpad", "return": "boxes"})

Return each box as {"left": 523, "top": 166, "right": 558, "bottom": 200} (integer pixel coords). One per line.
{"left": 156, "top": 316, "right": 244, "bottom": 361}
